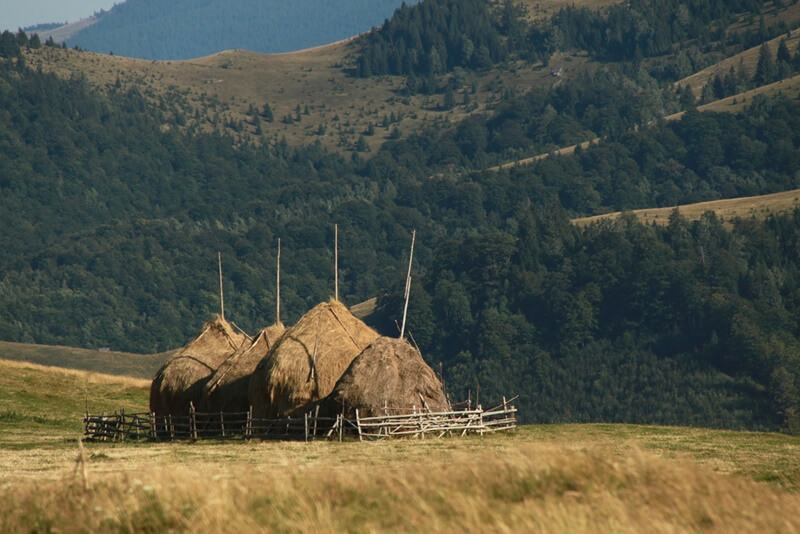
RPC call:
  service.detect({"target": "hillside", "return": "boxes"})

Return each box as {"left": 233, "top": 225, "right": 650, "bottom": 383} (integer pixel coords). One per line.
{"left": 573, "top": 188, "right": 800, "bottom": 227}
{"left": 64, "top": 0, "right": 418, "bottom": 60}
{"left": 0, "top": 341, "right": 168, "bottom": 379}
{"left": 2, "top": 361, "right": 800, "bottom": 531}
{"left": 3, "top": 0, "right": 800, "bottom": 433}
{"left": 23, "top": 42, "right": 578, "bottom": 155}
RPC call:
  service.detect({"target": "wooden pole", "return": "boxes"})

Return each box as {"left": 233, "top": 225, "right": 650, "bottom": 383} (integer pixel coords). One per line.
{"left": 400, "top": 230, "right": 416, "bottom": 340}
{"left": 276, "top": 238, "right": 281, "bottom": 324}
{"left": 218, "top": 252, "right": 225, "bottom": 320}
{"left": 334, "top": 224, "right": 339, "bottom": 302}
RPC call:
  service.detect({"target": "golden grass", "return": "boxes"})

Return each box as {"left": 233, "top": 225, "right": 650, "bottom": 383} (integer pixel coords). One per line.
{"left": 0, "top": 340, "right": 168, "bottom": 379}
{"left": 572, "top": 188, "right": 800, "bottom": 227}
{"left": 676, "top": 25, "right": 800, "bottom": 98}
{"left": 349, "top": 297, "right": 377, "bottom": 320}
{"left": 699, "top": 73, "right": 800, "bottom": 113}
{"left": 4, "top": 343, "right": 800, "bottom": 531}
{"left": 3, "top": 432, "right": 800, "bottom": 532}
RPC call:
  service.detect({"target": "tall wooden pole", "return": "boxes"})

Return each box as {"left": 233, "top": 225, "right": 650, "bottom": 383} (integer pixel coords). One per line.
{"left": 400, "top": 230, "right": 416, "bottom": 340}
{"left": 335, "top": 223, "right": 339, "bottom": 302}
{"left": 276, "top": 238, "right": 281, "bottom": 324}
{"left": 218, "top": 251, "right": 225, "bottom": 320}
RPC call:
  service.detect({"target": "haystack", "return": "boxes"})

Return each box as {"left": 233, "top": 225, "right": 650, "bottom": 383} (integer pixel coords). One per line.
{"left": 149, "top": 316, "right": 246, "bottom": 417}
{"left": 317, "top": 337, "right": 449, "bottom": 418}
{"left": 249, "top": 299, "right": 379, "bottom": 418}
{"left": 200, "top": 322, "right": 285, "bottom": 414}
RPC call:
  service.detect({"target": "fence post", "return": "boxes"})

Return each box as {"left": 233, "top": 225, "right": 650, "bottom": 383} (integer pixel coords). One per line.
{"left": 169, "top": 414, "right": 175, "bottom": 441}
{"left": 150, "top": 412, "right": 157, "bottom": 441}
{"left": 338, "top": 414, "right": 343, "bottom": 442}
{"left": 355, "top": 409, "right": 362, "bottom": 442}
{"left": 119, "top": 407, "right": 125, "bottom": 442}
{"left": 478, "top": 404, "right": 484, "bottom": 437}
{"left": 313, "top": 405, "right": 320, "bottom": 438}
{"left": 304, "top": 412, "right": 309, "bottom": 442}
{"left": 190, "top": 402, "right": 198, "bottom": 441}
{"left": 246, "top": 406, "right": 253, "bottom": 440}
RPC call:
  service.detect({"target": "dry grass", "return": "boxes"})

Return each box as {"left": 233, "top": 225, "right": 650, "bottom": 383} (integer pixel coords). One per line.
{"left": 676, "top": 25, "right": 800, "bottom": 98}
{"left": 0, "top": 340, "right": 168, "bottom": 379}
{"left": 3, "top": 361, "right": 800, "bottom": 531}
{"left": 572, "top": 188, "right": 800, "bottom": 227}
{"left": 699, "top": 73, "right": 800, "bottom": 113}
{"left": 3, "top": 436, "right": 800, "bottom": 532}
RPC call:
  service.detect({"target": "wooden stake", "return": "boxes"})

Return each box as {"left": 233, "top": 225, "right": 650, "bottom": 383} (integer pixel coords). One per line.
{"left": 218, "top": 252, "right": 225, "bottom": 320}
{"left": 276, "top": 238, "right": 281, "bottom": 324}
{"left": 334, "top": 224, "right": 339, "bottom": 302}
{"left": 400, "top": 230, "right": 416, "bottom": 340}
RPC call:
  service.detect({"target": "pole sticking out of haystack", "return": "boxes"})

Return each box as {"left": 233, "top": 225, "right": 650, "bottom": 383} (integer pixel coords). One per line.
{"left": 400, "top": 230, "right": 416, "bottom": 340}
{"left": 335, "top": 223, "right": 339, "bottom": 302}
{"left": 218, "top": 251, "right": 225, "bottom": 320}
{"left": 276, "top": 238, "right": 281, "bottom": 324}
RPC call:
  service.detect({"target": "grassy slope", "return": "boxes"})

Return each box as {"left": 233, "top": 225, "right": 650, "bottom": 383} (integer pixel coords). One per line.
{"left": 0, "top": 341, "right": 168, "bottom": 379}
{"left": 1, "top": 359, "right": 800, "bottom": 531}
{"left": 676, "top": 17, "right": 800, "bottom": 98}
{"left": 572, "top": 188, "right": 800, "bottom": 227}
{"left": 24, "top": 42, "right": 584, "bottom": 155}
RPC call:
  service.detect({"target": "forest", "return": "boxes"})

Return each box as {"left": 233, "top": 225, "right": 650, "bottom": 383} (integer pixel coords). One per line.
{"left": 3, "top": 0, "right": 800, "bottom": 431}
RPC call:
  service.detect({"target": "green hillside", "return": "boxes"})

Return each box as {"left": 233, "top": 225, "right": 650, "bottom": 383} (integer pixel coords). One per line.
{"left": 2, "top": 0, "right": 800, "bottom": 431}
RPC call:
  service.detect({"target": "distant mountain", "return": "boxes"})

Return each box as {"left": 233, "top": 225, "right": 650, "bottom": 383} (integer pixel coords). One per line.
{"left": 65, "top": 0, "right": 418, "bottom": 59}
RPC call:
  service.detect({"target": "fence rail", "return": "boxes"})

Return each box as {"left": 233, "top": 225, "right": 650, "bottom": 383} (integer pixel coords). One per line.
{"left": 84, "top": 397, "right": 517, "bottom": 442}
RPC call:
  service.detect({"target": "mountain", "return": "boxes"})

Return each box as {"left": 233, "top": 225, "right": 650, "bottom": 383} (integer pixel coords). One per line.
{"left": 65, "top": 0, "right": 419, "bottom": 60}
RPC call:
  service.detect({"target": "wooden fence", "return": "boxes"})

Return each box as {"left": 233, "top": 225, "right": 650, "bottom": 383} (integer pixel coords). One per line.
{"left": 84, "top": 397, "right": 517, "bottom": 442}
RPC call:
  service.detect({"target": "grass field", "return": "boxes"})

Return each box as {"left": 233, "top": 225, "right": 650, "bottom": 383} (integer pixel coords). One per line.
{"left": 2, "top": 359, "right": 800, "bottom": 531}
{"left": 572, "top": 188, "right": 800, "bottom": 227}
{"left": 0, "top": 340, "right": 168, "bottom": 379}
{"left": 676, "top": 24, "right": 800, "bottom": 98}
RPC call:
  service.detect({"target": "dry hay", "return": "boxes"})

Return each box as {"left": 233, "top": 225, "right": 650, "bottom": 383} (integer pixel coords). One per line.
{"left": 317, "top": 336, "right": 449, "bottom": 418}
{"left": 200, "top": 322, "right": 285, "bottom": 414}
{"left": 250, "top": 299, "right": 379, "bottom": 418}
{"left": 149, "top": 316, "right": 246, "bottom": 416}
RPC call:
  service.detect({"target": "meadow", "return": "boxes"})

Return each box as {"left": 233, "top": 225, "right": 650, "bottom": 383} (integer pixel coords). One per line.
{"left": 2, "top": 359, "right": 800, "bottom": 532}
{"left": 571, "top": 188, "right": 800, "bottom": 227}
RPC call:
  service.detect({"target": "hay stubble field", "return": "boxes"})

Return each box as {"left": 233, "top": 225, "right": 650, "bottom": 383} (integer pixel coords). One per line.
{"left": 2, "top": 359, "right": 800, "bottom": 532}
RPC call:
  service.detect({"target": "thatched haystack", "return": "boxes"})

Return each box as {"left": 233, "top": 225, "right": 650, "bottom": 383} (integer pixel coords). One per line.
{"left": 200, "top": 322, "right": 285, "bottom": 414}
{"left": 317, "top": 337, "right": 449, "bottom": 418}
{"left": 250, "top": 299, "right": 379, "bottom": 418}
{"left": 149, "top": 316, "right": 246, "bottom": 417}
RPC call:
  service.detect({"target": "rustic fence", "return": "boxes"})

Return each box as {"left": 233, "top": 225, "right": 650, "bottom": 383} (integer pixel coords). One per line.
{"left": 83, "top": 397, "right": 517, "bottom": 442}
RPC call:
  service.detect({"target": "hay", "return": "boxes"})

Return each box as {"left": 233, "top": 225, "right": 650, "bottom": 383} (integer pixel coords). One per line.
{"left": 317, "top": 337, "right": 449, "bottom": 418}
{"left": 200, "top": 322, "right": 285, "bottom": 414}
{"left": 250, "top": 299, "right": 379, "bottom": 418}
{"left": 149, "top": 316, "right": 246, "bottom": 416}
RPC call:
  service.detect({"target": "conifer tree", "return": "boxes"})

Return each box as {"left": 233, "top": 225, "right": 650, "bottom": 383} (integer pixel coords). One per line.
{"left": 754, "top": 42, "right": 776, "bottom": 85}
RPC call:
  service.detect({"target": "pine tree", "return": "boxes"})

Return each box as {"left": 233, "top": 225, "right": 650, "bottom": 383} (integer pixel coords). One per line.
{"left": 777, "top": 39, "right": 792, "bottom": 63}
{"left": 754, "top": 42, "right": 776, "bottom": 86}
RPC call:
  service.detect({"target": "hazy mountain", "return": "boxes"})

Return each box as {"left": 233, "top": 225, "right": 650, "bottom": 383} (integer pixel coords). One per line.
{"left": 65, "top": 0, "right": 418, "bottom": 59}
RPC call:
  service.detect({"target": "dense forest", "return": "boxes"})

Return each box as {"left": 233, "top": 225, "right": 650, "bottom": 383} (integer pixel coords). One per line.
{"left": 356, "top": 0, "right": 783, "bottom": 77}
{"left": 3, "top": 0, "right": 800, "bottom": 431}
{"left": 65, "top": 0, "right": 418, "bottom": 60}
